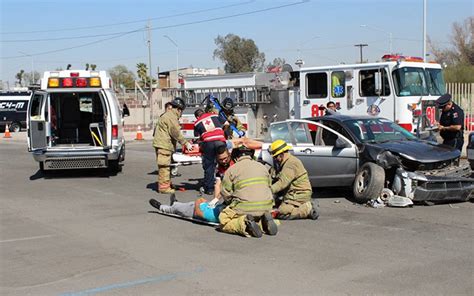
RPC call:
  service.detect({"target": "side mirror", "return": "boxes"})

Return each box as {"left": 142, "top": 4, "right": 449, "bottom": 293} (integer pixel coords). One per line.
{"left": 334, "top": 137, "right": 350, "bottom": 149}
{"left": 122, "top": 104, "right": 130, "bottom": 117}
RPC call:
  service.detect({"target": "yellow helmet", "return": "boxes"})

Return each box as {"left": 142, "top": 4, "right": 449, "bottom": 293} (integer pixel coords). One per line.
{"left": 269, "top": 139, "right": 292, "bottom": 157}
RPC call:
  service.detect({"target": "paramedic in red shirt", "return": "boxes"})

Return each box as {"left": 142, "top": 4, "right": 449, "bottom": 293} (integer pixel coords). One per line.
{"left": 194, "top": 108, "right": 227, "bottom": 195}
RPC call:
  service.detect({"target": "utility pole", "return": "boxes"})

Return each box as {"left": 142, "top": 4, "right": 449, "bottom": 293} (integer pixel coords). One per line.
{"left": 423, "top": 0, "right": 427, "bottom": 62}
{"left": 354, "top": 44, "right": 368, "bottom": 63}
{"left": 146, "top": 20, "right": 154, "bottom": 127}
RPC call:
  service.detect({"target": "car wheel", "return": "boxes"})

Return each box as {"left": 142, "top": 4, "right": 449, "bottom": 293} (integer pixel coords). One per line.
{"left": 10, "top": 122, "right": 21, "bottom": 132}
{"left": 39, "top": 162, "right": 44, "bottom": 172}
{"left": 353, "top": 162, "right": 385, "bottom": 203}
{"left": 107, "top": 160, "right": 122, "bottom": 174}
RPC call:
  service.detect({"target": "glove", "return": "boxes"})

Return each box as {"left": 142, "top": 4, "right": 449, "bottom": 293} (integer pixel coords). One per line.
{"left": 184, "top": 142, "right": 193, "bottom": 151}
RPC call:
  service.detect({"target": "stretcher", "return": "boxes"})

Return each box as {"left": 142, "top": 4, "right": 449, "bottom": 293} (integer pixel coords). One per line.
{"left": 152, "top": 210, "right": 219, "bottom": 227}
{"left": 170, "top": 143, "right": 202, "bottom": 176}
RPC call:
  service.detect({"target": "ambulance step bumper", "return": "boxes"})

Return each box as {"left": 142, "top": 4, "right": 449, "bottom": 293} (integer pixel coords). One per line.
{"left": 44, "top": 156, "right": 107, "bottom": 170}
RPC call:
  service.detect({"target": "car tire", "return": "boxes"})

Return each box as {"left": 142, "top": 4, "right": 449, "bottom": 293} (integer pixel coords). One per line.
{"left": 353, "top": 162, "right": 385, "bottom": 203}
{"left": 39, "top": 162, "right": 44, "bottom": 172}
{"left": 10, "top": 122, "right": 21, "bottom": 132}
{"left": 108, "top": 160, "right": 122, "bottom": 174}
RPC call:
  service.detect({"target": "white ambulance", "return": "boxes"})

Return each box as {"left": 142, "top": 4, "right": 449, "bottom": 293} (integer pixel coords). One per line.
{"left": 297, "top": 55, "right": 446, "bottom": 133}
{"left": 27, "top": 70, "right": 127, "bottom": 172}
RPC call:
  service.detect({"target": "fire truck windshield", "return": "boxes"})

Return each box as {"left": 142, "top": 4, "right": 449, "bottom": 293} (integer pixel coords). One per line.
{"left": 392, "top": 67, "right": 446, "bottom": 97}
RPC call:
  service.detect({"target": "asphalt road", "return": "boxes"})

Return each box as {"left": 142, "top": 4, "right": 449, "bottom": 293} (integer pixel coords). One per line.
{"left": 1, "top": 138, "right": 473, "bottom": 296}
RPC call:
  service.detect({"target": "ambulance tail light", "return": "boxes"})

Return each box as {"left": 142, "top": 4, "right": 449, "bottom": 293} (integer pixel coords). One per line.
{"left": 76, "top": 78, "right": 88, "bottom": 87}
{"left": 112, "top": 125, "right": 118, "bottom": 139}
{"left": 398, "top": 123, "right": 413, "bottom": 132}
{"left": 90, "top": 77, "right": 101, "bottom": 87}
{"left": 48, "top": 78, "right": 60, "bottom": 87}
{"left": 70, "top": 72, "right": 80, "bottom": 77}
{"left": 62, "top": 78, "right": 73, "bottom": 87}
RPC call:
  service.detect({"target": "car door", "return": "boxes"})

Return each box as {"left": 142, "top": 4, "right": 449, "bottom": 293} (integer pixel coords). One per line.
{"left": 27, "top": 91, "right": 48, "bottom": 151}
{"left": 285, "top": 119, "right": 358, "bottom": 187}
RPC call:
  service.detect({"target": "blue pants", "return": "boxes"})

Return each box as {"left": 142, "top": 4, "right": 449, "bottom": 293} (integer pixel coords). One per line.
{"left": 200, "top": 141, "right": 225, "bottom": 192}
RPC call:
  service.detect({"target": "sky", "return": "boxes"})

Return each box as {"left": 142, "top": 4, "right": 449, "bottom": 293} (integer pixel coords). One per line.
{"left": 1, "top": 0, "right": 472, "bottom": 87}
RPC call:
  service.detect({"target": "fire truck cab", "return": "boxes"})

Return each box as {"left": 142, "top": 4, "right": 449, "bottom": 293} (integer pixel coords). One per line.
{"left": 27, "top": 70, "right": 127, "bottom": 172}
{"left": 298, "top": 55, "right": 446, "bottom": 132}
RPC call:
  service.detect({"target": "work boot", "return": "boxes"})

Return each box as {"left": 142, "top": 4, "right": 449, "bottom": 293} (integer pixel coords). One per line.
{"left": 309, "top": 207, "right": 320, "bottom": 220}
{"left": 159, "top": 188, "right": 175, "bottom": 194}
{"left": 245, "top": 215, "right": 262, "bottom": 238}
{"left": 261, "top": 212, "right": 278, "bottom": 235}
{"left": 149, "top": 199, "right": 162, "bottom": 210}
{"left": 170, "top": 193, "right": 177, "bottom": 206}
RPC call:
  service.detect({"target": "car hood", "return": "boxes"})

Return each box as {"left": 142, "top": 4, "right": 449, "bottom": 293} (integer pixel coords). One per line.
{"left": 367, "top": 140, "right": 460, "bottom": 163}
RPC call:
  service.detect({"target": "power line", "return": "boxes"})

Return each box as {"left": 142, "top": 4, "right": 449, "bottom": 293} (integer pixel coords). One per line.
{"left": 1, "top": 0, "right": 255, "bottom": 35}
{"left": 1, "top": 0, "right": 308, "bottom": 59}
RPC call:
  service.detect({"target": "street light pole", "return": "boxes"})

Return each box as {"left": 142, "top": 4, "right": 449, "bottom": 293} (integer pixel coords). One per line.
{"left": 423, "top": 0, "right": 427, "bottom": 62}
{"left": 19, "top": 51, "right": 34, "bottom": 85}
{"left": 360, "top": 24, "right": 393, "bottom": 54}
{"left": 163, "top": 35, "right": 179, "bottom": 87}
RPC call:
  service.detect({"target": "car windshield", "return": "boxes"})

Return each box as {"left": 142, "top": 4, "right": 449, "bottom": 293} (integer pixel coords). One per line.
{"left": 425, "top": 68, "right": 446, "bottom": 96}
{"left": 392, "top": 67, "right": 428, "bottom": 96}
{"left": 344, "top": 118, "right": 417, "bottom": 143}
{"left": 393, "top": 67, "right": 446, "bottom": 97}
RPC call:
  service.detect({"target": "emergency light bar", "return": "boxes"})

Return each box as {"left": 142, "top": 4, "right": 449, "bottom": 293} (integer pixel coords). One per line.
{"left": 48, "top": 77, "right": 102, "bottom": 88}
{"left": 382, "top": 54, "right": 424, "bottom": 62}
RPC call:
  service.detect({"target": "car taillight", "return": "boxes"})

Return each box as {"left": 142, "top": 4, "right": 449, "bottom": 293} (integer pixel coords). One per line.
{"left": 62, "top": 78, "right": 73, "bottom": 87}
{"left": 398, "top": 123, "right": 412, "bottom": 132}
{"left": 48, "top": 78, "right": 59, "bottom": 87}
{"left": 112, "top": 125, "right": 118, "bottom": 139}
{"left": 76, "top": 78, "right": 87, "bottom": 87}
{"left": 413, "top": 109, "right": 422, "bottom": 117}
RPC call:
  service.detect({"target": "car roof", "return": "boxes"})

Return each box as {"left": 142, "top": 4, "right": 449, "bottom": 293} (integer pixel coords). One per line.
{"left": 306, "top": 114, "right": 388, "bottom": 122}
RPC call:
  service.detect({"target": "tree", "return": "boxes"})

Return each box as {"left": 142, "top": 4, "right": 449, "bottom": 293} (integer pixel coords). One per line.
{"left": 213, "top": 34, "right": 265, "bottom": 73}
{"left": 23, "top": 71, "right": 41, "bottom": 85}
{"left": 136, "top": 62, "right": 155, "bottom": 87}
{"left": 15, "top": 70, "right": 25, "bottom": 86}
{"left": 429, "top": 16, "right": 474, "bottom": 82}
{"left": 109, "top": 65, "right": 136, "bottom": 89}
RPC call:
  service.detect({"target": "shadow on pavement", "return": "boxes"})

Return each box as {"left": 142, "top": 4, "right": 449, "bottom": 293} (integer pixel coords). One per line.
{"left": 29, "top": 168, "right": 119, "bottom": 180}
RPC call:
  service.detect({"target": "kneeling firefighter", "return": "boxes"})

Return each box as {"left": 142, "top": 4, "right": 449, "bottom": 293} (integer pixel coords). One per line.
{"left": 218, "top": 146, "right": 278, "bottom": 238}
{"left": 269, "top": 140, "right": 319, "bottom": 220}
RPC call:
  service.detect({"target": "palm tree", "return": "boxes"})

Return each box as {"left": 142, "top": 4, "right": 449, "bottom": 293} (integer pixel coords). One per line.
{"left": 136, "top": 63, "right": 148, "bottom": 87}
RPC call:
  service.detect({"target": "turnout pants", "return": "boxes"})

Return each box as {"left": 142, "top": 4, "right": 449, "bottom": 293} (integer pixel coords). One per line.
{"left": 277, "top": 199, "right": 313, "bottom": 220}
{"left": 218, "top": 201, "right": 272, "bottom": 237}
{"left": 156, "top": 149, "right": 173, "bottom": 192}
{"left": 200, "top": 141, "right": 226, "bottom": 192}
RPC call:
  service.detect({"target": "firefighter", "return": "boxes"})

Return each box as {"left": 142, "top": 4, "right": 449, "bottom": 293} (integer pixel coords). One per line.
{"left": 154, "top": 98, "right": 193, "bottom": 194}
{"left": 436, "top": 93, "right": 465, "bottom": 152}
{"left": 219, "top": 146, "right": 277, "bottom": 238}
{"left": 194, "top": 106, "right": 227, "bottom": 195}
{"left": 269, "top": 140, "right": 319, "bottom": 220}
{"left": 221, "top": 97, "right": 246, "bottom": 139}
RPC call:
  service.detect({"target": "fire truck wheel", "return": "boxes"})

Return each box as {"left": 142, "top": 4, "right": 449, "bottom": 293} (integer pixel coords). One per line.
{"left": 353, "top": 162, "right": 385, "bottom": 203}
{"left": 10, "top": 122, "right": 21, "bottom": 132}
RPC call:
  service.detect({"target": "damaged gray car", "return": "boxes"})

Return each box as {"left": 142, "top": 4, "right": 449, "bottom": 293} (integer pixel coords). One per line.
{"left": 259, "top": 115, "right": 474, "bottom": 204}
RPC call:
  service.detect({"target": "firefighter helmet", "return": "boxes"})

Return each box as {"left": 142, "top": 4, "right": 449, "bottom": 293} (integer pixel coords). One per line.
{"left": 269, "top": 139, "right": 292, "bottom": 157}
{"left": 170, "top": 97, "right": 186, "bottom": 110}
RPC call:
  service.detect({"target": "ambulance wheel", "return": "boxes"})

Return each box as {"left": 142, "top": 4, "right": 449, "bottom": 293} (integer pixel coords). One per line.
{"left": 353, "top": 162, "right": 385, "bottom": 203}
{"left": 10, "top": 122, "right": 21, "bottom": 132}
{"left": 171, "top": 166, "right": 179, "bottom": 176}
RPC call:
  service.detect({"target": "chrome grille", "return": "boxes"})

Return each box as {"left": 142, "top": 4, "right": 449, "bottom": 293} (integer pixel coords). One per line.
{"left": 44, "top": 157, "right": 107, "bottom": 170}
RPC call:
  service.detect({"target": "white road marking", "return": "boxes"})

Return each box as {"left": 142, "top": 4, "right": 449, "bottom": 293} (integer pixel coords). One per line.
{"left": 0, "top": 234, "right": 55, "bottom": 243}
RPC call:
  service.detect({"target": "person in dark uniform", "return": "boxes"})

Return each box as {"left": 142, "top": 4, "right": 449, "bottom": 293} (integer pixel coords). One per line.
{"left": 436, "top": 93, "right": 464, "bottom": 151}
